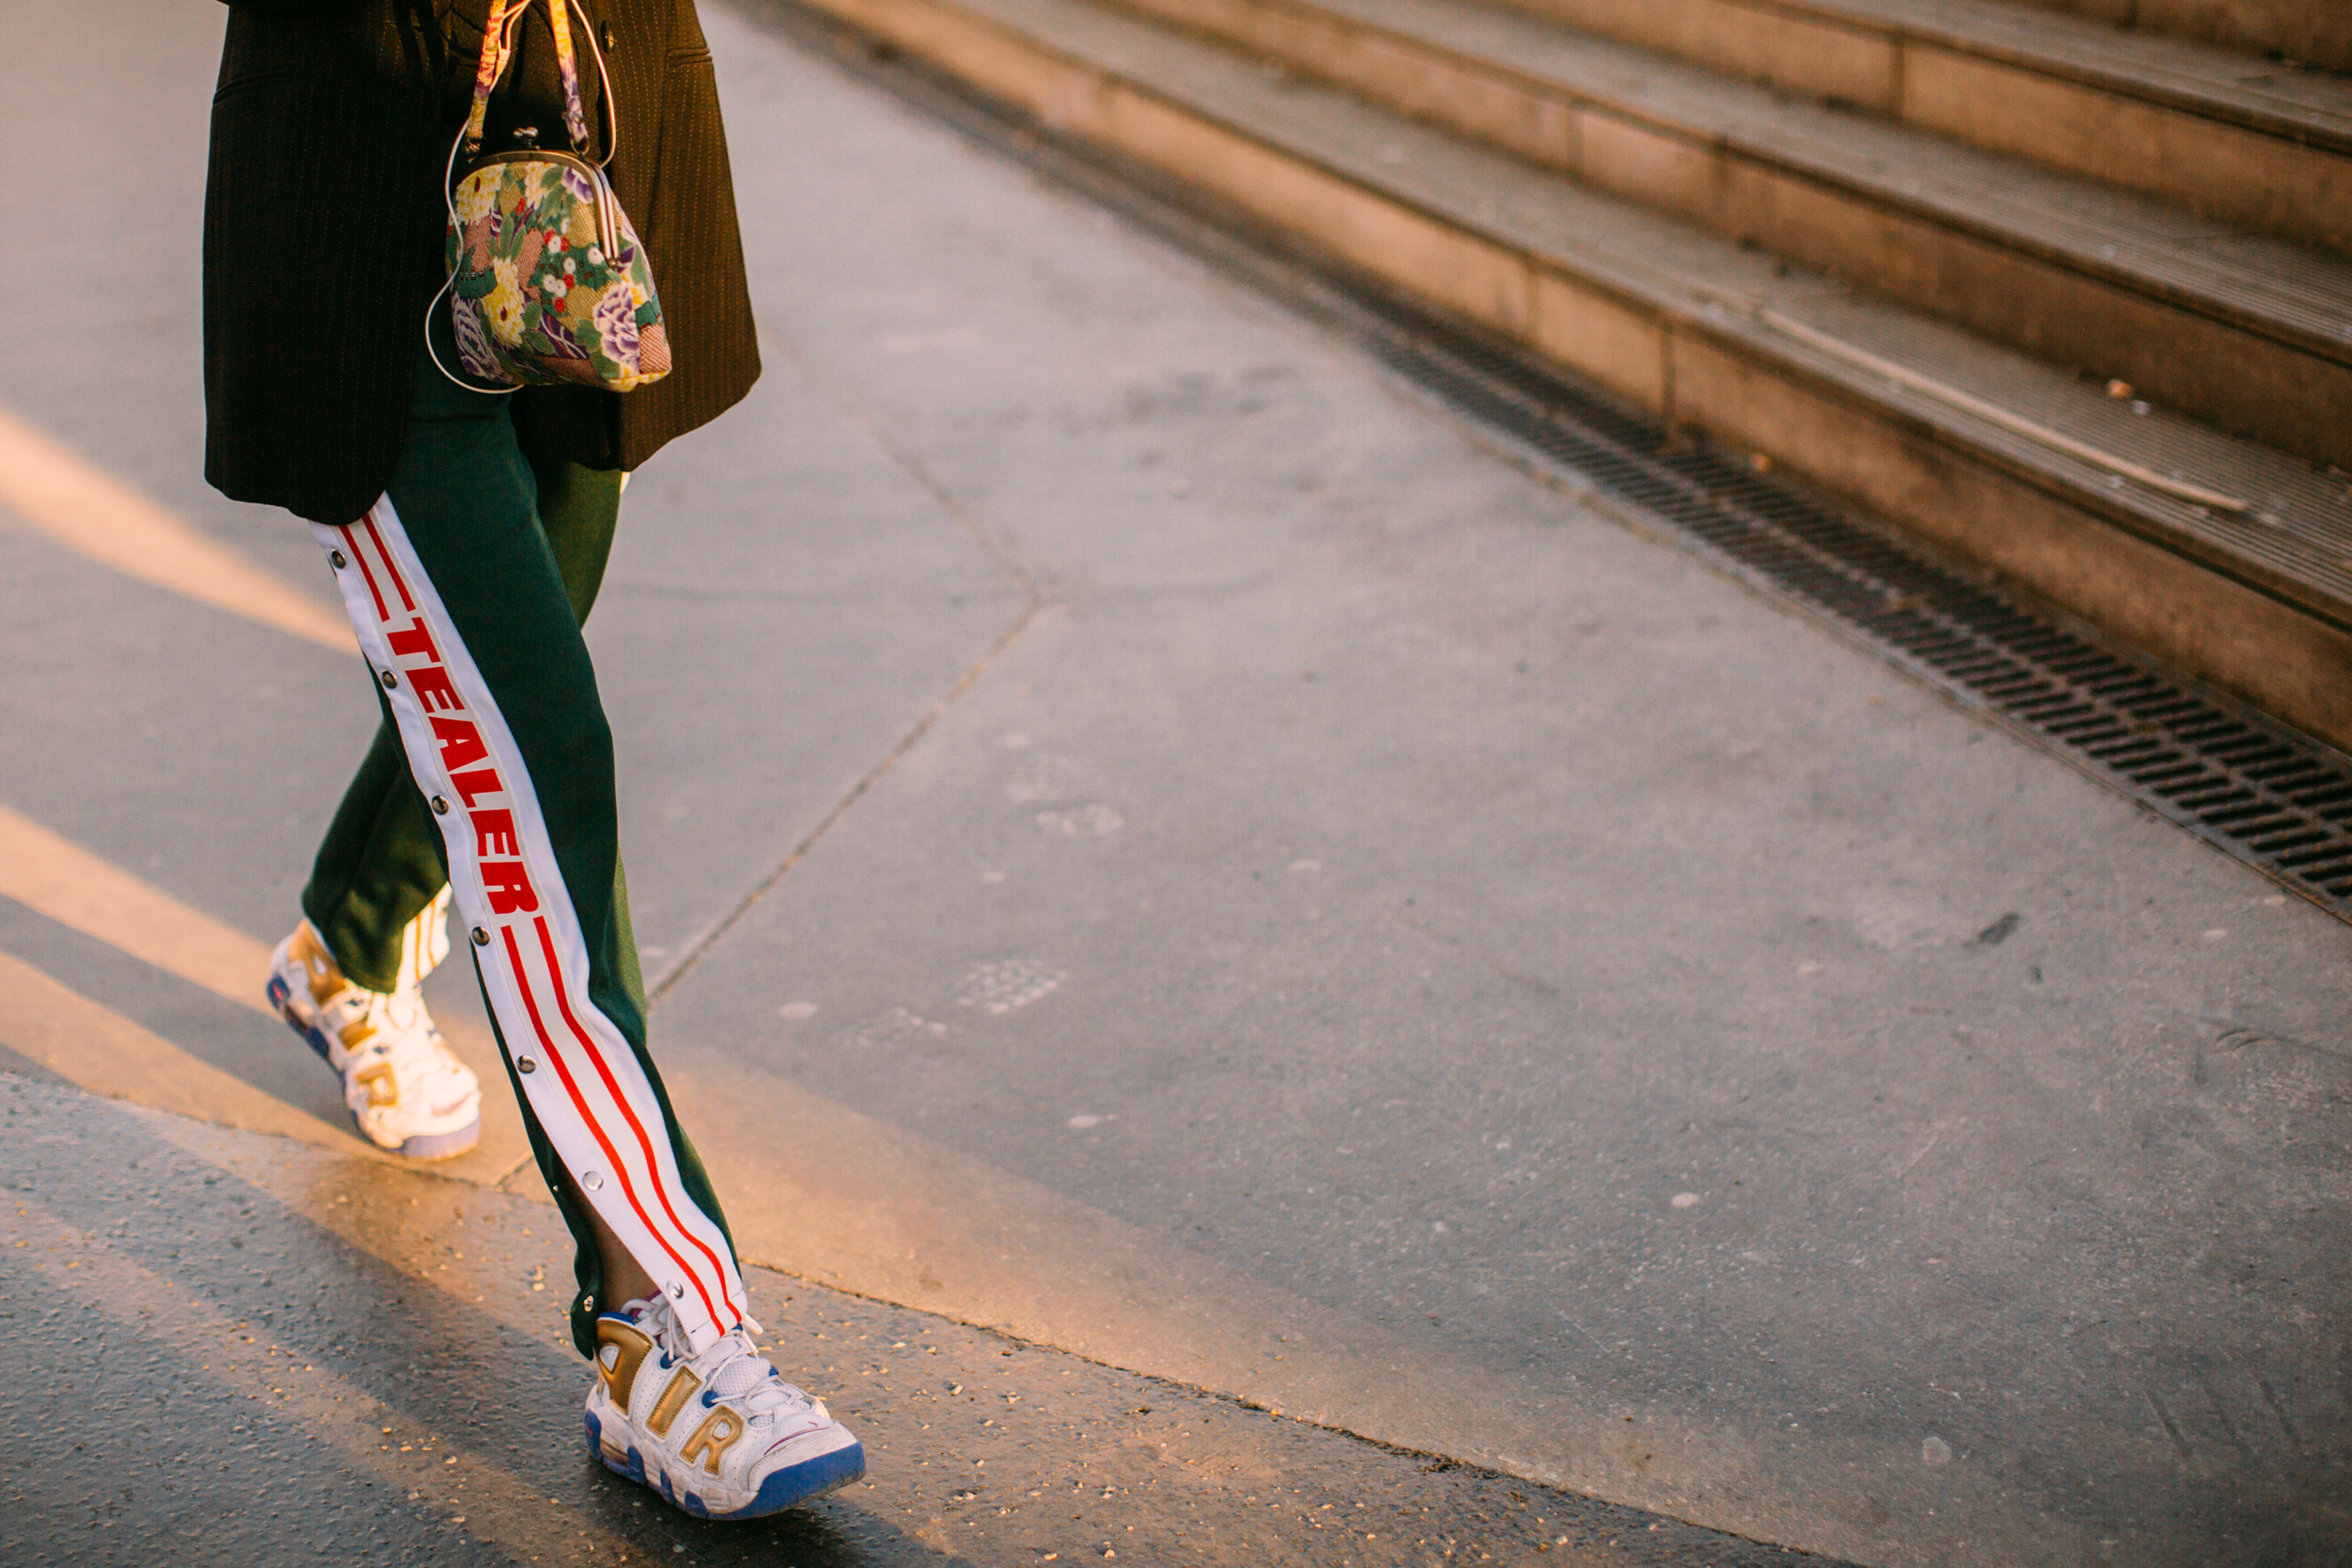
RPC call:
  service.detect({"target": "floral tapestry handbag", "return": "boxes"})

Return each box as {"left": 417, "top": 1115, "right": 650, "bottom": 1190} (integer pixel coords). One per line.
{"left": 428, "top": 0, "right": 671, "bottom": 392}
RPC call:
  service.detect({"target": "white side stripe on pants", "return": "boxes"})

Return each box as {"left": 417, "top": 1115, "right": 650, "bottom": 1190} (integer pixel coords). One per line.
{"left": 314, "top": 500, "right": 747, "bottom": 1353}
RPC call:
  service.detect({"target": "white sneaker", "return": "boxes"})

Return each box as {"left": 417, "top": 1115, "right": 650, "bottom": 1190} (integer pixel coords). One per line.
{"left": 265, "top": 890, "right": 482, "bottom": 1160}
{"left": 585, "top": 1294, "right": 867, "bottom": 1518}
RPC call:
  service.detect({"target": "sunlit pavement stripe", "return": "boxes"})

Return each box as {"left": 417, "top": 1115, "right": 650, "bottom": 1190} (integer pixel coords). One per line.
{"left": 0, "top": 405, "right": 357, "bottom": 655}
{"left": 0, "top": 793, "right": 1544, "bottom": 1502}
{"left": 0, "top": 875, "right": 1900, "bottom": 1548}
{"left": 3, "top": 1182, "right": 614, "bottom": 1562}
{"left": 0, "top": 801, "right": 531, "bottom": 1175}
{"left": 0, "top": 948, "right": 349, "bottom": 1149}
{"left": 0, "top": 828, "right": 1990, "bottom": 1547}
{"left": 0, "top": 802, "right": 275, "bottom": 1014}
{"left": 0, "top": 796, "right": 1770, "bottom": 1531}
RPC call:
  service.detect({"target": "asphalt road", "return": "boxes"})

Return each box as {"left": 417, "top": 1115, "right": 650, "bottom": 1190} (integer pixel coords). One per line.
{"left": 2, "top": 0, "right": 2348, "bottom": 1563}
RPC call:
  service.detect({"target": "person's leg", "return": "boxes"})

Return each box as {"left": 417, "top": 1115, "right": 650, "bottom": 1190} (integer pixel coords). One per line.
{"left": 299, "top": 727, "right": 449, "bottom": 996}
{"left": 274, "top": 456, "right": 633, "bottom": 1159}
{"left": 299, "top": 459, "right": 624, "bottom": 992}
{"left": 311, "top": 368, "right": 748, "bottom": 1358}
{"left": 315, "top": 377, "right": 862, "bottom": 1515}
{"left": 487, "top": 456, "right": 669, "bottom": 1329}
{"left": 527, "top": 456, "right": 625, "bottom": 625}
{"left": 306, "top": 363, "right": 862, "bottom": 1516}
{"left": 294, "top": 431, "right": 666, "bottom": 1308}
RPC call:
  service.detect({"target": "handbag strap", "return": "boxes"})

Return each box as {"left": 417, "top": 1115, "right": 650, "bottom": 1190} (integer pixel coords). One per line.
{"left": 461, "top": 0, "right": 593, "bottom": 159}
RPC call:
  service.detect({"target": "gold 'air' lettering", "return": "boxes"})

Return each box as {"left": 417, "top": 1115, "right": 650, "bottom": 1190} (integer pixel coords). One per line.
{"left": 595, "top": 1318, "right": 657, "bottom": 1408}
{"left": 646, "top": 1366, "right": 701, "bottom": 1437}
{"left": 679, "top": 1407, "right": 742, "bottom": 1474}
{"left": 352, "top": 1061, "right": 398, "bottom": 1106}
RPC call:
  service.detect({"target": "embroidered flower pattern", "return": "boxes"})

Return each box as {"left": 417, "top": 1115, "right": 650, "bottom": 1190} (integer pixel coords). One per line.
{"left": 444, "top": 159, "right": 669, "bottom": 390}
{"left": 454, "top": 176, "right": 500, "bottom": 226}
{"left": 484, "top": 256, "right": 526, "bottom": 341}
{"left": 591, "top": 284, "right": 639, "bottom": 366}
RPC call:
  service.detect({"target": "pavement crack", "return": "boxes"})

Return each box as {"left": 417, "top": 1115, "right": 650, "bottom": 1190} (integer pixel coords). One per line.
{"left": 485, "top": 1152, "right": 539, "bottom": 1190}
{"left": 756, "top": 318, "right": 1042, "bottom": 601}
{"left": 646, "top": 324, "right": 1047, "bottom": 1004}
{"left": 2145, "top": 1389, "right": 2195, "bottom": 1460}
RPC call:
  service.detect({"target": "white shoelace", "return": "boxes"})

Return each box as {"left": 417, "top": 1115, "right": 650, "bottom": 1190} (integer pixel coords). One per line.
{"left": 630, "top": 1296, "right": 814, "bottom": 1433}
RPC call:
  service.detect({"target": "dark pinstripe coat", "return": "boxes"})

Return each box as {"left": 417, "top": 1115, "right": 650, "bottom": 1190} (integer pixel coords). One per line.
{"left": 204, "top": 0, "right": 760, "bottom": 524}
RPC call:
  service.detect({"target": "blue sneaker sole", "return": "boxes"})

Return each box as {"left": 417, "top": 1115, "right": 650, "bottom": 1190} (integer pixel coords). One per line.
{"left": 267, "top": 974, "right": 481, "bottom": 1161}
{"left": 585, "top": 1409, "right": 867, "bottom": 1518}
{"left": 389, "top": 1121, "right": 482, "bottom": 1159}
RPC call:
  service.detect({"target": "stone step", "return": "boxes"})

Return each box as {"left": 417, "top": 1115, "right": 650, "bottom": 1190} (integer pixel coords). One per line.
{"left": 1472, "top": 0, "right": 2352, "bottom": 257}
{"left": 793, "top": 0, "right": 2352, "bottom": 750}
{"left": 1095, "top": 0, "right": 2352, "bottom": 470}
{"left": 2008, "top": 0, "right": 2351, "bottom": 73}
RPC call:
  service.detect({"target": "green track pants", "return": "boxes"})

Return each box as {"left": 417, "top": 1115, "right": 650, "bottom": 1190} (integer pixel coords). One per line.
{"left": 301, "top": 353, "right": 747, "bottom": 1358}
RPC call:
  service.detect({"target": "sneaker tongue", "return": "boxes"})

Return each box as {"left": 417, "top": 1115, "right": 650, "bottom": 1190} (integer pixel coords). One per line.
{"left": 707, "top": 1350, "right": 770, "bottom": 1401}
{"left": 621, "top": 1301, "right": 786, "bottom": 1408}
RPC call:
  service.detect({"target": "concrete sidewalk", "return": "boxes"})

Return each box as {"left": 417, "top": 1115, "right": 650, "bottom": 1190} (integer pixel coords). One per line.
{"left": 0, "top": 0, "right": 2347, "bottom": 1562}
{"left": 0, "top": 1075, "right": 1803, "bottom": 1566}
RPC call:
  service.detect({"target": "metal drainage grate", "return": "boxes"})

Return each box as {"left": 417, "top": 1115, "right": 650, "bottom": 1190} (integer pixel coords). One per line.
{"left": 754, "top": 0, "right": 2352, "bottom": 926}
